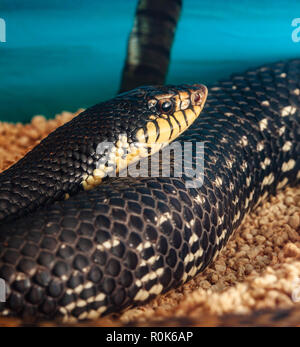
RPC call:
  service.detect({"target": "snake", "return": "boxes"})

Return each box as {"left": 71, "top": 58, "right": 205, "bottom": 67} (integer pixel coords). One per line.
{"left": 0, "top": 58, "right": 299, "bottom": 322}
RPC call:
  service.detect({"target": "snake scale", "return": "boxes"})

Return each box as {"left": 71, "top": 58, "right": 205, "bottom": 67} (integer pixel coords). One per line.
{"left": 0, "top": 59, "right": 299, "bottom": 322}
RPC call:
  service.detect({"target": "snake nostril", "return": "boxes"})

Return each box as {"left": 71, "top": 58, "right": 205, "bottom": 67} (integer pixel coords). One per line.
{"left": 193, "top": 93, "right": 201, "bottom": 103}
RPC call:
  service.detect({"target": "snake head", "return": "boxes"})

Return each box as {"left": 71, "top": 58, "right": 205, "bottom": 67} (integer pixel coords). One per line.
{"left": 83, "top": 84, "right": 207, "bottom": 189}
{"left": 128, "top": 84, "right": 208, "bottom": 146}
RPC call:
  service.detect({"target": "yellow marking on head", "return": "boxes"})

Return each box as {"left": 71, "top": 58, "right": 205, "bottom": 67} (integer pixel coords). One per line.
{"left": 174, "top": 91, "right": 191, "bottom": 111}
{"left": 184, "top": 108, "right": 197, "bottom": 126}
{"left": 180, "top": 99, "right": 190, "bottom": 110}
{"left": 179, "top": 91, "right": 189, "bottom": 100}
{"left": 149, "top": 115, "right": 156, "bottom": 120}
{"left": 169, "top": 115, "right": 180, "bottom": 141}
{"left": 193, "top": 105, "right": 201, "bottom": 115}
{"left": 136, "top": 128, "right": 146, "bottom": 143}
{"left": 156, "top": 118, "right": 171, "bottom": 143}
{"left": 146, "top": 121, "right": 157, "bottom": 144}
{"left": 173, "top": 110, "right": 187, "bottom": 129}
{"left": 172, "top": 95, "right": 181, "bottom": 111}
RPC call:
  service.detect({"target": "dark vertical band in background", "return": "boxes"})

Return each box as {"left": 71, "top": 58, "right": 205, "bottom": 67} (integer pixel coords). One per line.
{"left": 119, "top": 0, "right": 182, "bottom": 93}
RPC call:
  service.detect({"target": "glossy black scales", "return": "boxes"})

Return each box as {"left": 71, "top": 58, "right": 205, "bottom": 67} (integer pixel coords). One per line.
{"left": 0, "top": 59, "right": 300, "bottom": 321}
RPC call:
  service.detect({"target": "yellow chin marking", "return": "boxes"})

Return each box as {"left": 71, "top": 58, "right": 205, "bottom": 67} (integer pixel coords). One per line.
{"left": 173, "top": 110, "right": 187, "bottom": 129}
{"left": 136, "top": 128, "right": 146, "bottom": 143}
{"left": 146, "top": 121, "right": 157, "bottom": 144}
{"left": 156, "top": 118, "right": 171, "bottom": 143}
{"left": 193, "top": 105, "right": 201, "bottom": 116}
{"left": 169, "top": 115, "right": 180, "bottom": 141}
{"left": 184, "top": 108, "right": 197, "bottom": 126}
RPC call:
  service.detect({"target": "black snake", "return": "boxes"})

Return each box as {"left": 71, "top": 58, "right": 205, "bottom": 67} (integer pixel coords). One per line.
{"left": 0, "top": 59, "right": 299, "bottom": 322}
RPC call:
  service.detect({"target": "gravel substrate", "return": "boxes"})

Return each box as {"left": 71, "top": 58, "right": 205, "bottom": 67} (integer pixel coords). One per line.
{"left": 0, "top": 111, "right": 299, "bottom": 326}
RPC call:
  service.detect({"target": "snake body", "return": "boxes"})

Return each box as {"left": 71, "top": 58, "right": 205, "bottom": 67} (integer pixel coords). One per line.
{"left": 0, "top": 59, "right": 299, "bottom": 321}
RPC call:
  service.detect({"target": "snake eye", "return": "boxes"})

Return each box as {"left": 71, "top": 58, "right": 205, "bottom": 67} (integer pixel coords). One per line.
{"left": 160, "top": 100, "right": 173, "bottom": 113}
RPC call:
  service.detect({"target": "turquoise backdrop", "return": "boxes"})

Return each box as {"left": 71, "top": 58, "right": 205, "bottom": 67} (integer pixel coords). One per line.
{"left": 0, "top": 0, "right": 300, "bottom": 122}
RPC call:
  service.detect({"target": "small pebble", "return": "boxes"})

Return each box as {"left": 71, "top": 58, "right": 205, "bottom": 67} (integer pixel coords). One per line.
{"left": 288, "top": 214, "right": 299, "bottom": 229}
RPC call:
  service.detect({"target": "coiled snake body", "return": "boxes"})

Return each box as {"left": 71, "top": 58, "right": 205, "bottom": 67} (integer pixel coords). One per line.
{"left": 0, "top": 59, "right": 299, "bottom": 322}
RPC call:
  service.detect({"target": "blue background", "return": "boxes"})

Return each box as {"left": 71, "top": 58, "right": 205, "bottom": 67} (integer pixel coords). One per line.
{"left": 0, "top": 0, "right": 299, "bottom": 122}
